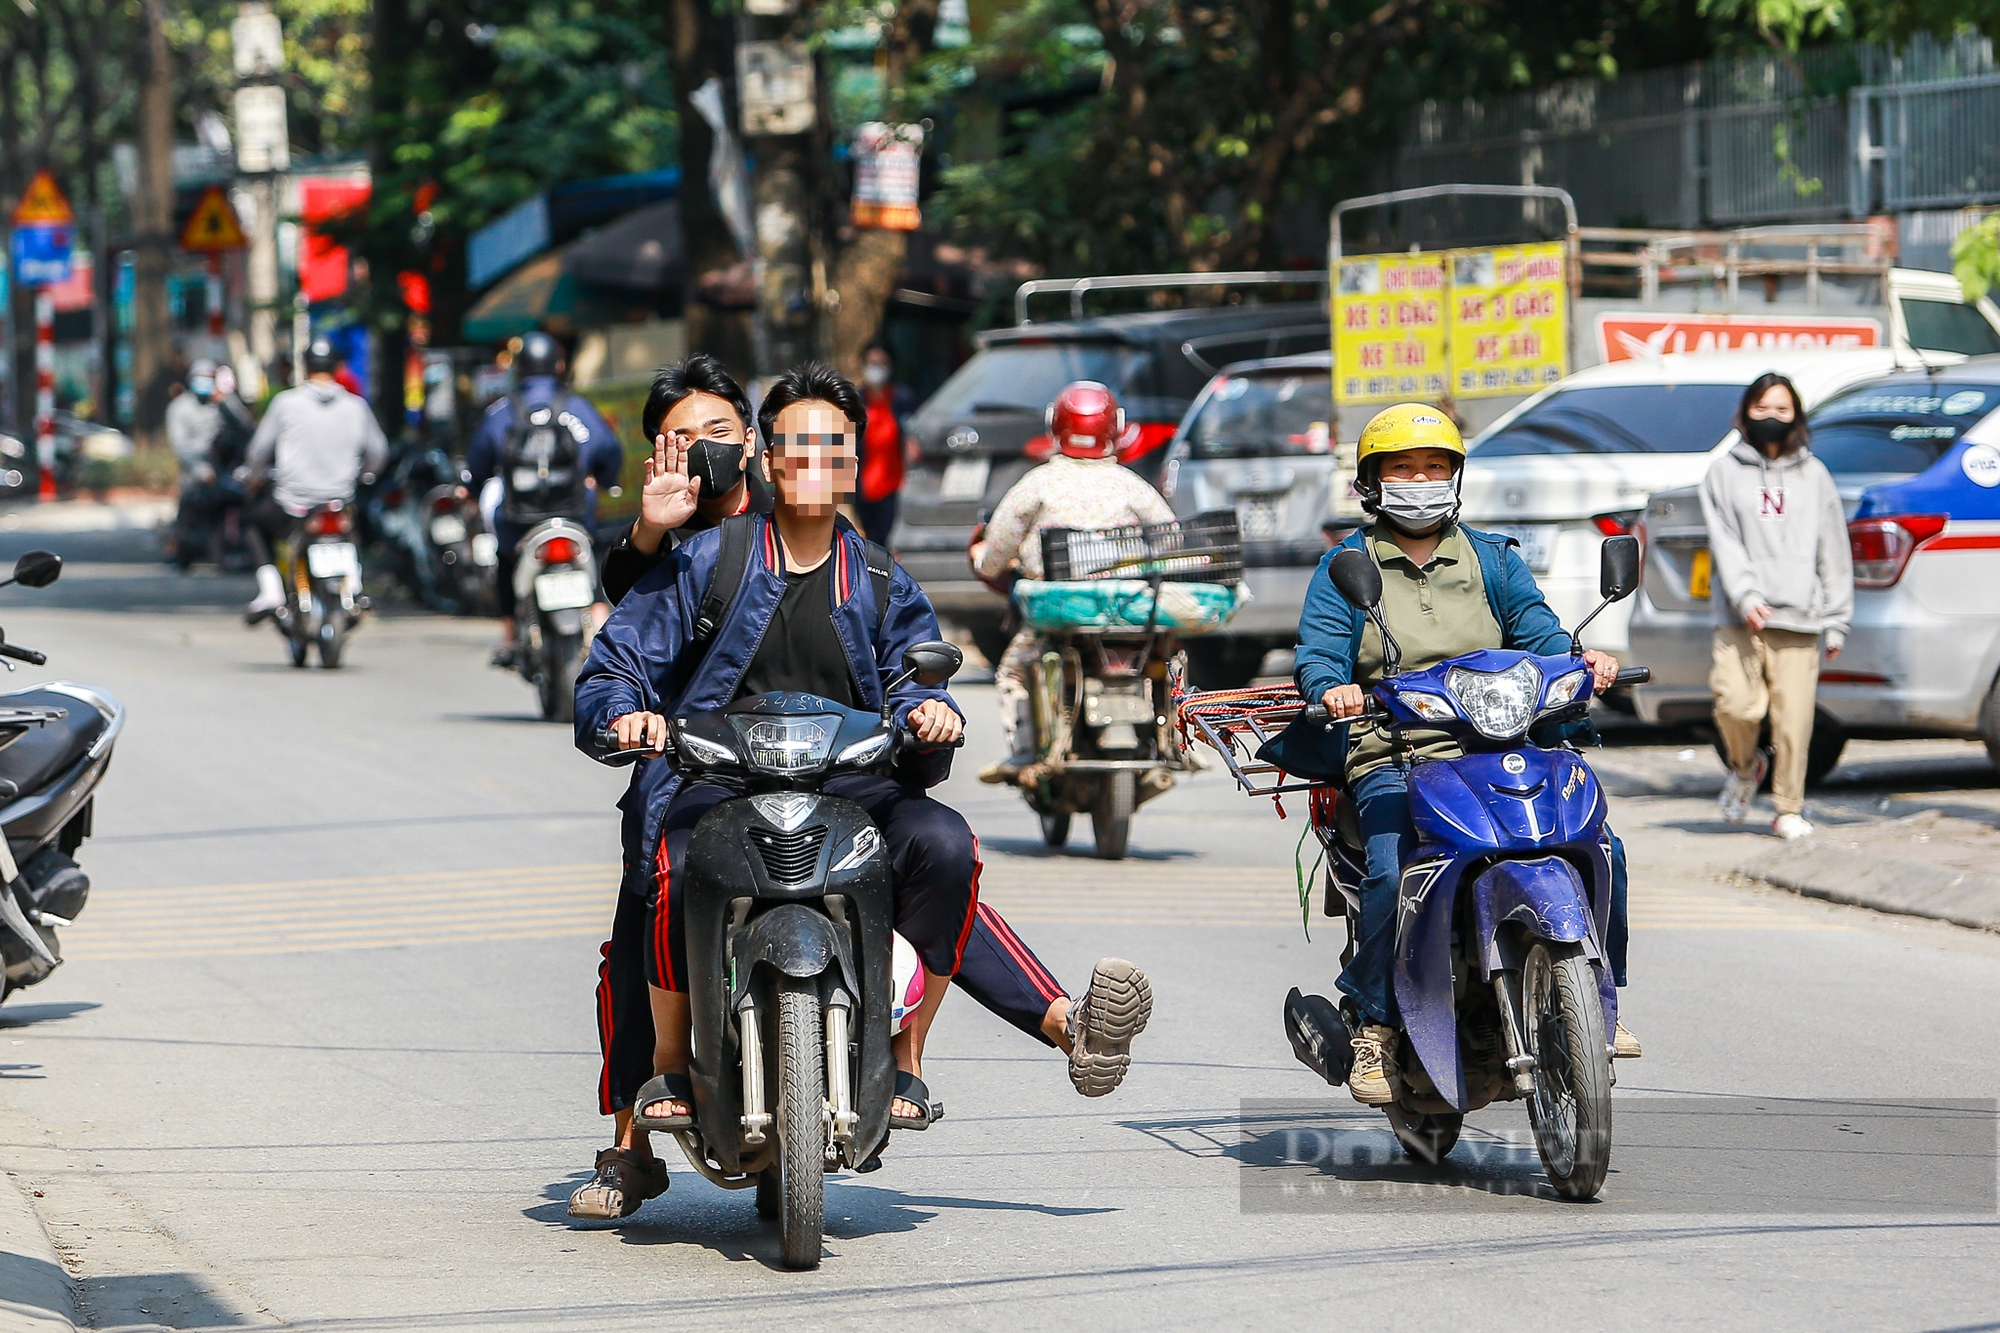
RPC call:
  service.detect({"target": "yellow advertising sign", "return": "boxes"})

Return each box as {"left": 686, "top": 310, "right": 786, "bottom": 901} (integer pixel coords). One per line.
{"left": 1446, "top": 242, "right": 1568, "bottom": 399}
{"left": 1333, "top": 254, "right": 1448, "bottom": 405}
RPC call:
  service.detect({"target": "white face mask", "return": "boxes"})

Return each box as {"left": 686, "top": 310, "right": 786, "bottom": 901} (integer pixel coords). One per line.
{"left": 1376, "top": 479, "right": 1459, "bottom": 533}
{"left": 862, "top": 364, "right": 890, "bottom": 388}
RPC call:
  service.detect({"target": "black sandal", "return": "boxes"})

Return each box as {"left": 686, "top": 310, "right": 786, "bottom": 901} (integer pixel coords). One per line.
{"left": 890, "top": 1070, "right": 944, "bottom": 1130}
{"left": 567, "top": 1147, "right": 669, "bottom": 1220}
{"left": 632, "top": 1072, "right": 696, "bottom": 1131}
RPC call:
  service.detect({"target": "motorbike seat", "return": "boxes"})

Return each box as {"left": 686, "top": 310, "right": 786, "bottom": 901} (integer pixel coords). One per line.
{"left": 0, "top": 688, "right": 106, "bottom": 802}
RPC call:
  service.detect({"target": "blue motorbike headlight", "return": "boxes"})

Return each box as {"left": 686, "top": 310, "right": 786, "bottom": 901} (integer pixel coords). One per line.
{"left": 1539, "top": 669, "right": 1589, "bottom": 715}
{"left": 1445, "top": 659, "right": 1540, "bottom": 740}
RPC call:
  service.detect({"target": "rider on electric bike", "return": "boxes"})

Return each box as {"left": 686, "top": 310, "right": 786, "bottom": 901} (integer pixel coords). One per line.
{"left": 1268, "top": 403, "right": 1641, "bottom": 1105}
{"left": 970, "top": 381, "right": 1175, "bottom": 787}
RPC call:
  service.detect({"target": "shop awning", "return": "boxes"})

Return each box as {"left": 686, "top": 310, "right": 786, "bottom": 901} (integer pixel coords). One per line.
{"left": 461, "top": 249, "right": 577, "bottom": 341}
{"left": 562, "top": 201, "right": 684, "bottom": 294}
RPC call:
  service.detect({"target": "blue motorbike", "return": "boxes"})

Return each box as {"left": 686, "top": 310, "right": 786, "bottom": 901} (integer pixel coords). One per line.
{"left": 1279, "top": 536, "right": 1647, "bottom": 1200}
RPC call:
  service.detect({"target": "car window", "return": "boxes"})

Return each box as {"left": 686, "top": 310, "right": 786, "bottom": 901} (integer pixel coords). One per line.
{"left": 1900, "top": 299, "right": 2000, "bottom": 357}
{"left": 919, "top": 343, "right": 1151, "bottom": 417}
{"left": 1808, "top": 382, "right": 2000, "bottom": 476}
{"left": 1469, "top": 383, "right": 1745, "bottom": 456}
{"left": 1184, "top": 373, "right": 1334, "bottom": 460}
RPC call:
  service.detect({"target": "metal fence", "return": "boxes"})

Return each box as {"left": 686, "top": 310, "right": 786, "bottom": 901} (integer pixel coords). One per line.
{"left": 1387, "top": 35, "right": 1999, "bottom": 232}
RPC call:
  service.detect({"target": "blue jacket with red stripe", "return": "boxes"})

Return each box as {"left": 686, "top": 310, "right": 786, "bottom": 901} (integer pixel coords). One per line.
{"left": 575, "top": 513, "right": 963, "bottom": 867}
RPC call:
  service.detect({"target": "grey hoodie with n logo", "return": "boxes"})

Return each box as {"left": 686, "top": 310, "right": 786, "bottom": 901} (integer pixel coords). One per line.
{"left": 1698, "top": 439, "right": 1853, "bottom": 650}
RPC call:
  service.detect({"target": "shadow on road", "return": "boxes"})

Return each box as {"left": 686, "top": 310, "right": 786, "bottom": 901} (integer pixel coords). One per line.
{"left": 0, "top": 999, "right": 99, "bottom": 1028}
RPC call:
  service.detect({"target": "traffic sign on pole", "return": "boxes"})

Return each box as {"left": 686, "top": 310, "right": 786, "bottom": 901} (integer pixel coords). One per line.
{"left": 11, "top": 170, "right": 76, "bottom": 289}
{"left": 180, "top": 186, "right": 248, "bottom": 253}
{"left": 12, "top": 171, "right": 75, "bottom": 226}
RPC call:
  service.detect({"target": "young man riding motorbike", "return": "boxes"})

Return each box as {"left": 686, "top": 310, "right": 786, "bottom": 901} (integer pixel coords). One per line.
{"left": 242, "top": 339, "right": 388, "bottom": 620}
{"left": 570, "top": 362, "right": 1152, "bottom": 1220}
{"left": 466, "top": 330, "right": 626, "bottom": 666}
{"left": 1284, "top": 403, "right": 1639, "bottom": 1104}
{"left": 970, "top": 381, "right": 1177, "bottom": 785}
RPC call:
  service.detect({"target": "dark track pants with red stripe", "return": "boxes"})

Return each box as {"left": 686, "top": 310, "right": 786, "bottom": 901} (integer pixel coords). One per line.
{"left": 594, "top": 785, "right": 1067, "bottom": 1114}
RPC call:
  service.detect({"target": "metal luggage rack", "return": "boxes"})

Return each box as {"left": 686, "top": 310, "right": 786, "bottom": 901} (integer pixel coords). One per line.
{"left": 1174, "top": 683, "right": 1322, "bottom": 796}
{"left": 1043, "top": 511, "right": 1244, "bottom": 586}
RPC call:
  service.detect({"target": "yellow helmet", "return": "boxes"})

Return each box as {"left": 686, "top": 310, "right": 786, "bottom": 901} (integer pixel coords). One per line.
{"left": 1355, "top": 403, "right": 1465, "bottom": 469}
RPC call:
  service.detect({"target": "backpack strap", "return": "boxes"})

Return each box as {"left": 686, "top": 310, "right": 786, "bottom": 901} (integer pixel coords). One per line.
{"left": 862, "top": 539, "right": 894, "bottom": 638}
{"left": 692, "top": 513, "right": 757, "bottom": 647}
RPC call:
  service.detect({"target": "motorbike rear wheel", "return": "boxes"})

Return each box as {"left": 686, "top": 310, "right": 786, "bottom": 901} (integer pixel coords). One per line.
{"left": 775, "top": 977, "right": 826, "bottom": 1270}
{"left": 1385, "top": 1105, "right": 1463, "bottom": 1165}
{"left": 1521, "top": 940, "right": 1612, "bottom": 1201}
{"left": 1039, "top": 812, "right": 1070, "bottom": 848}
{"left": 318, "top": 606, "right": 346, "bottom": 669}
{"left": 1092, "top": 770, "right": 1134, "bottom": 860}
{"left": 539, "top": 631, "right": 580, "bottom": 724}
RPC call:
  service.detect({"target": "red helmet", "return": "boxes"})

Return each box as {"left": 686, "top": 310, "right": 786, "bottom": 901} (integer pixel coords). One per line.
{"left": 1046, "top": 381, "right": 1125, "bottom": 459}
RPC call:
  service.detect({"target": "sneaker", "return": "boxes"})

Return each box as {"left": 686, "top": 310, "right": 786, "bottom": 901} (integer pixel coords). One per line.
{"left": 1772, "top": 813, "right": 1815, "bottom": 840}
{"left": 1066, "top": 958, "right": 1153, "bottom": 1097}
{"left": 244, "top": 564, "right": 286, "bottom": 623}
{"left": 1613, "top": 1021, "right": 1642, "bottom": 1058}
{"left": 1347, "top": 1024, "right": 1398, "bottom": 1105}
{"left": 978, "top": 759, "right": 1023, "bottom": 786}
{"left": 1717, "top": 749, "right": 1769, "bottom": 823}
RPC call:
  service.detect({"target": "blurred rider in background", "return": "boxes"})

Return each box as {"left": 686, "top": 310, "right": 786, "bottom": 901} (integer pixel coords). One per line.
{"left": 970, "top": 381, "right": 1174, "bottom": 785}
{"left": 466, "top": 331, "right": 626, "bottom": 667}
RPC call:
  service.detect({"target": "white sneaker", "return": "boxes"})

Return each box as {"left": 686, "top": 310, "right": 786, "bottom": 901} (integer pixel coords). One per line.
{"left": 1772, "top": 813, "right": 1814, "bottom": 840}
{"left": 1717, "top": 749, "right": 1770, "bottom": 823}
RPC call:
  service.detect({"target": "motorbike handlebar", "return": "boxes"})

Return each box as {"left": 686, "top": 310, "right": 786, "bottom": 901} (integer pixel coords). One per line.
{"left": 0, "top": 643, "right": 46, "bottom": 667}
{"left": 1299, "top": 700, "right": 1387, "bottom": 726}
{"left": 1613, "top": 666, "right": 1651, "bottom": 686}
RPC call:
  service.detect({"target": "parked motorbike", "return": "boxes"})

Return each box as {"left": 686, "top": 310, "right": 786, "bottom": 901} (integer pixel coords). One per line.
{"left": 261, "top": 501, "right": 369, "bottom": 669}
{"left": 420, "top": 481, "right": 497, "bottom": 616}
{"left": 509, "top": 519, "right": 600, "bottom": 722}
{"left": 0, "top": 551, "right": 126, "bottom": 1004}
{"left": 1179, "top": 536, "right": 1648, "bottom": 1200}
{"left": 366, "top": 438, "right": 487, "bottom": 614}
{"left": 588, "top": 641, "right": 965, "bottom": 1269}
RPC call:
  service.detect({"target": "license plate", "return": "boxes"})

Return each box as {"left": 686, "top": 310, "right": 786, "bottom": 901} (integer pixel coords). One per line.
{"left": 534, "top": 568, "right": 596, "bottom": 611}
{"left": 430, "top": 515, "right": 467, "bottom": 545}
{"left": 1483, "top": 523, "right": 1559, "bottom": 573}
{"left": 305, "top": 542, "right": 358, "bottom": 580}
{"left": 471, "top": 533, "right": 499, "bottom": 567}
{"left": 939, "top": 458, "right": 991, "bottom": 502}
{"left": 1688, "top": 547, "right": 1712, "bottom": 599}
{"left": 1236, "top": 493, "right": 1283, "bottom": 540}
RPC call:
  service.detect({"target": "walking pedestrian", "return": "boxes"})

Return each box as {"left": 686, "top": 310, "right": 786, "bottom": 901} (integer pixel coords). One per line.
{"left": 1700, "top": 371, "right": 1853, "bottom": 840}
{"left": 855, "top": 345, "right": 914, "bottom": 545}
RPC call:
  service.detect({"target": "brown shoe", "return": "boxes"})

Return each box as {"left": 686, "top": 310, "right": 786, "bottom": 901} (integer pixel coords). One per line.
{"left": 567, "top": 1147, "right": 669, "bottom": 1220}
{"left": 1613, "top": 1021, "right": 1642, "bottom": 1058}
{"left": 1347, "top": 1024, "right": 1398, "bottom": 1105}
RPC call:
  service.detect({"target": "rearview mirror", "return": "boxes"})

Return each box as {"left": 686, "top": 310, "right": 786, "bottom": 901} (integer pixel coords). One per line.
{"left": 13, "top": 551, "right": 60, "bottom": 588}
{"left": 900, "top": 640, "right": 963, "bottom": 688}
{"left": 1599, "top": 535, "right": 1640, "bottom": 601}
{"left": 1328, "top": 548, "right": 1382, "bottom": 610}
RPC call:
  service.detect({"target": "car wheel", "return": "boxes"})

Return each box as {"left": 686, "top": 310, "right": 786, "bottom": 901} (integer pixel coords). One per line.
{"left": 1982, "top": 673, "right": 2000, "bottom": 770}
{"left": 1710, "top": 708, "right": 1847, "bottom": 788}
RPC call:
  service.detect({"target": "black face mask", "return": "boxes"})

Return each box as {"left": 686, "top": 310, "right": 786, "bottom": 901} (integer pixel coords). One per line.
{"left": 1744, "top": 416, "right": 1792, "bottom": 450}
{"left": 688, "top": 438, "right": 745, "bottom": 497}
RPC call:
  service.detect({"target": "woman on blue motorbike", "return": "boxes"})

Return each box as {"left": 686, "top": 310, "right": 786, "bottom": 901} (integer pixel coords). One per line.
{"left": 1287, "top": 403, "right": 1637, "bottom": 1104}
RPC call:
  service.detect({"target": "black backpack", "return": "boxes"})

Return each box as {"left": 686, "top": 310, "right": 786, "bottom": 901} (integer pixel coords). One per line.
{"left": 682, "top": 514, "right": 894, "bottom": 678}
{"left": 498, "top": 392, "right": 586, "bottom": 526}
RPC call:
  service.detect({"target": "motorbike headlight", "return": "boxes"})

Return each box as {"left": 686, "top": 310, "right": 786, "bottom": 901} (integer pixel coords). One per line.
{"left": 834, "top": 731, "right": 893, "bottom": 767}
{"left": 731, "top": 715, "right": 838, "bottom": 771}
{"left": 677, "top": 731, "right": 738, "bottom": 767}
{"left": 1395, "top": 690, "right": 1457, "bottom": 722}
{"left": 1540, "top": 669, "right": 1588, "bottom": 715}
{"left": 1445, "top": 659, "right": 1541, "bottom": 740}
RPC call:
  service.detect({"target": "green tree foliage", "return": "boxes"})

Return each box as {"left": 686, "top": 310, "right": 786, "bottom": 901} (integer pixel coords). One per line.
{"left": 1954, "top": 213, "right": 2000, "bottom": 302}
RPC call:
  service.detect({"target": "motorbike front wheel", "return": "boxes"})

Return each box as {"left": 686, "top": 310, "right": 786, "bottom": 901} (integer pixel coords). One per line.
{"left": 1521, "top": 940, "right": 1612, "bottom": 1200}
{"left": 775, "top": 976, "right": 826, "bottom": 1270}
{"left": 1092, "top": 770, "right": 1134, "bottom": 860}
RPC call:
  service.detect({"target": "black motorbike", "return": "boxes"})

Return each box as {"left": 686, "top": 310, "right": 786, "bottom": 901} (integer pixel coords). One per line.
{"left": 0, "top": 551, "right": 126, "bottom": 1003}
{"left": 262, "top": 501, "right": 369, "bottom": 668}
{"left": 589, "top": 641, "right": 964, "bottom": 1270}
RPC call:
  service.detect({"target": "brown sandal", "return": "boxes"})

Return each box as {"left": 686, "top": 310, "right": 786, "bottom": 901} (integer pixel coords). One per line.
{"left": 567, "top": 1147, "right": 669, "bottom": 1220}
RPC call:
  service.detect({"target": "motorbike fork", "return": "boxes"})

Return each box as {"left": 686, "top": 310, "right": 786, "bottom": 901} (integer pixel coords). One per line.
{"left": 825, "top": 994, "right": 856, "bottom": 1155}
{"left": 1490, "top": 969, "right": 1539, "bottom": 1097}
{"left": 738, "top": 996, "right": 772, "bottom": 1146}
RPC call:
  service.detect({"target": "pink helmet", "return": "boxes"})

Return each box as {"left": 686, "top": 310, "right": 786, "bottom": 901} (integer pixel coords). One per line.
{"left": 1046, "top": 381, "right": 1125, "bottom": 459}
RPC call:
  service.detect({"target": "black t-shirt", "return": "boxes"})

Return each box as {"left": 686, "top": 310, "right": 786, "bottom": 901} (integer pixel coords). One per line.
{"left": 734, "top": 557, "right": 860, "bottom": 707}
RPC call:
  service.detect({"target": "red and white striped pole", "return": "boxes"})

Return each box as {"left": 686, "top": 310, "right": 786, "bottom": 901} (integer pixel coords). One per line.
{"left": 206, "top": 252, "right": 225, "bottom": 347}
{"left": 34, "top": 286, "right": 55, "bottom": 502}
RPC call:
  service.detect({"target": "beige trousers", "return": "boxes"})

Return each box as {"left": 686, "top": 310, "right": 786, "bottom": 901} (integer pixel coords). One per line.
{"left": 1709, "top": 626, "right": 1822, "bottom": 817}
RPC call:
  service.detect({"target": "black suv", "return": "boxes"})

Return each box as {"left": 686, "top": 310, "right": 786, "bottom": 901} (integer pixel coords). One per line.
{"left": 892, "top": 301, "right": 1328, "bottom": 660}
